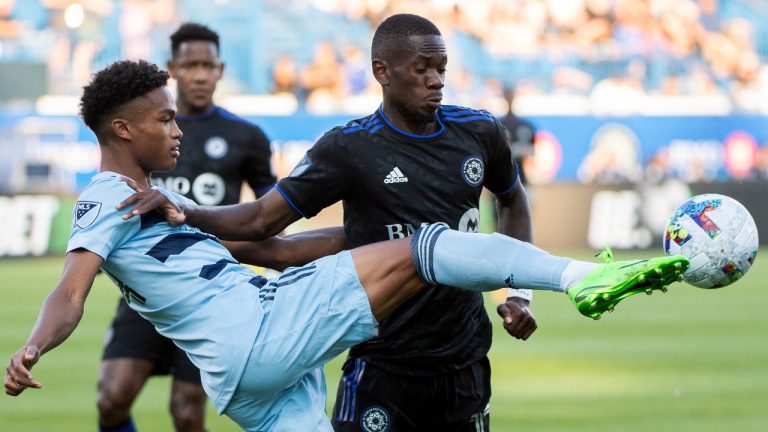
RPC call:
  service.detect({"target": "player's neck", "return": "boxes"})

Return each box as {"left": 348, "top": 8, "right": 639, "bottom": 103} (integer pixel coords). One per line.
{"left": 99, "top": 149, "right": 151, "bottom": 188}
{"left": 176, "top": 98, "right": 214, "bottom": 117}
{"left": 380, "top": 104, "right": 439, "bottom": 136}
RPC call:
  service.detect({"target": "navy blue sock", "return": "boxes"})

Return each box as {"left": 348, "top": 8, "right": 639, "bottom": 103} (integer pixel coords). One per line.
{"left": 99, "top": 418, "right": 137, "bottom": 432}
{"left": 410, "top": 224, "right": 570, "bottom": 292}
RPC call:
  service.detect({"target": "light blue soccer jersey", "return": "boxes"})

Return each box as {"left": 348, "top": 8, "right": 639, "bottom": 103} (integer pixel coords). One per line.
{"left": 67, "top": 171, "right": 265, "bottom": 413}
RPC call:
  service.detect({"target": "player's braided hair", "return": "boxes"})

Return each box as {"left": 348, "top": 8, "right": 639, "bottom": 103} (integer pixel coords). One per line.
{"left": 79, "top": 60, "right": 169, "bottom": 132}
{"left": 170, "top": 22, "right": 220, "bottom": 56}
{"left": 371, "top": 13, "right": 441, "bottom": 60}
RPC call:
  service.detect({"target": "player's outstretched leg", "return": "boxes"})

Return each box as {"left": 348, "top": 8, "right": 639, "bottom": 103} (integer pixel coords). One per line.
{"left": 565, "top": 247, "right": 689, "bottom": 320}
{"left": 409, "top": 225, "right": 689, "bottom": 320}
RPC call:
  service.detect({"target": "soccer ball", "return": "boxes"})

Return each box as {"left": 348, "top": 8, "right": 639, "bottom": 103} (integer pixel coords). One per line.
{"left": 663, "top": 194, "right": 758, "bottom": 289}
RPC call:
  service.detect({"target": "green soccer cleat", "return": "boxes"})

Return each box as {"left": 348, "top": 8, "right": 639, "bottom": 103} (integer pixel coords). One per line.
{"left": 566, "top": 247, "right": 689, "bottom": 320}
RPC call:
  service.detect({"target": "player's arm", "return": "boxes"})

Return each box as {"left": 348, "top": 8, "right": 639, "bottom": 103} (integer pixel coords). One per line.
{"left": 5, "top": 249, "right": 102, "bottom": 396}
{"left": 223, "top": 226, "right": 347, "bottom": 270}
{"left": 118, "top": 178, "right": 300, "bottom": 241}
{"left": 494, "top": 172, "right": 537, "bottom": 340}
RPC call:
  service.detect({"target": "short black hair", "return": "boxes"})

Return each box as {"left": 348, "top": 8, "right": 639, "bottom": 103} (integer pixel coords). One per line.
{"left": 79, "top": 60, "right": 169, "bottom": 132}
{"left": 371, "top": 14, "right": 441, "bottom": 60}
{"left": 170, "top": 22, "right": 220, "bottom": 56}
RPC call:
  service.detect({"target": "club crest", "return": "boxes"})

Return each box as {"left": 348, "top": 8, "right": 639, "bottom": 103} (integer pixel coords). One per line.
{"left": 461, "top": 156, "right": 485, "bottom": 187}
{"left": 204, "top": 137, "right": 228, "bottom": 159}
{"left": 360, "top": 406, "right": 390, "bottom": 432}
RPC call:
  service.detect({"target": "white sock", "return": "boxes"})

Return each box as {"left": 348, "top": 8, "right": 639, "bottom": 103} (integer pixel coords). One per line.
{"left": 559, "top": 260, "right": 599, "bottom": 291}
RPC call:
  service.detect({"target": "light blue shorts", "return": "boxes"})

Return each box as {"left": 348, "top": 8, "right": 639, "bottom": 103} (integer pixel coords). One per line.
{"left": 224, "top": 251, "right": 377, "bottom": 431}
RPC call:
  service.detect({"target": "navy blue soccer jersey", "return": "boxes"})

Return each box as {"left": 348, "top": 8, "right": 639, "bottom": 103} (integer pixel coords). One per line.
{"left": 151, "top": 106, "right": 276, "bottom": 205}
{"left": 278, "top": 105, "right": 519, "bottom": 375}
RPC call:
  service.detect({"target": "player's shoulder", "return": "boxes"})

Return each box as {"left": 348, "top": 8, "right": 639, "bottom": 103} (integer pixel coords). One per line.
{"left": 440, "top": 104, "right": 500, "bottom": 139}
{"left": 311, "top": 112, "right": 380, "bottom": 151}
{"left": 337, "top": 112, "right": 383, "bottom": 137}
{"left": 440, "top": 104, "right": 495, "bottom": 125}
{"left": 78, "top": 171, "right": 135, "bottom": 202}
{"left": 212, "top": 106, "right": 265, "bottom": 132}
{"left": 72, "top": 172, "right": 137, "bottom": 229}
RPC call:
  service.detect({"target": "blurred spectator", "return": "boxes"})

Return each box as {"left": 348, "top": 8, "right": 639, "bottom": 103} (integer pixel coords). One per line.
{"left": 0, "top": 0, "right": 767, "bottom": 114}
{"left": 300, "top": 40, "right": 342, "bottom": 110}
{"left": 339, "top": 44, "right": 370, "bottom": 95}
{"left": 271, "top": 54, "right": 298, "bottom": 95}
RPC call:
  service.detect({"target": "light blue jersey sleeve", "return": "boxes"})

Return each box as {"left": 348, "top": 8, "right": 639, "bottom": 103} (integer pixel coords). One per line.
{"left": 67, "top": 173, "right": 140, "bottom": 257}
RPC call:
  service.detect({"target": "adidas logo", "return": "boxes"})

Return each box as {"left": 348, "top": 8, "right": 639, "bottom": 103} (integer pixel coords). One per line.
{"left": 384, "top": 167, "right": 409, "bottom": 184}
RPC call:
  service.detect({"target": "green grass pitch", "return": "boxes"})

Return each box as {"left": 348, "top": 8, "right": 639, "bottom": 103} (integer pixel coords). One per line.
{"left": 1, "top": 251, "right": 767, "bottom": 431}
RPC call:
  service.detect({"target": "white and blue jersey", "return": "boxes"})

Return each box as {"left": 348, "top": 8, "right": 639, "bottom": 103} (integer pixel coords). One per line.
{"left": 67, "top": 171, "right": 377, "bottom": 430}
{"left": 67, "top": 172, "right": 265, "bottom": 413}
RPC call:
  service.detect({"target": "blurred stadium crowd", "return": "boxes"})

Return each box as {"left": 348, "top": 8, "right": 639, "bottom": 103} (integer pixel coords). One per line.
{"left": 1, "top": 0, "right": 767, "bottom": 115}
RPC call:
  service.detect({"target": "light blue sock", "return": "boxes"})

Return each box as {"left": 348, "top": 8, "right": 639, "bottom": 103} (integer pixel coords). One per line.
{"left": 411, "top": 225, "right": 571, "bottom": 292}
{"left": 99, "top": 418, "right": 137, "bottom": 432}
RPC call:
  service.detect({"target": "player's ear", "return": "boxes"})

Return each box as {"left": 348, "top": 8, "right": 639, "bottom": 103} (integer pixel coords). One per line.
{"left": 111, "top": 117, "right": 131, "bottom": 140}
{"left": 372, "top": 58, "right": 390, "bottom": 86}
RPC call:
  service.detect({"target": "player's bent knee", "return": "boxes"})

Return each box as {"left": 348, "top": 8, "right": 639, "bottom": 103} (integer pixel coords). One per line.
{"left": 170, "top": 383, "right": 206, "bottom": 431}
{"left": 96, "top": 388, "right": 133, "bottom": 423}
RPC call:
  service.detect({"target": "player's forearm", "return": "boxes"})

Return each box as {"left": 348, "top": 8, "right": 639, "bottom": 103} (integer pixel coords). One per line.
{"left": 225, "top": 226, "right": 347, "bottom": 270}
{"left": 25, "top": 289, "right": 84, "bottom": 355}
{"left": 496, "top": 182, "right": 532, "bottom": 242}
{"left": 182, "top": 190, "right": 297, "bottom": 241}
{"left": 181, "top": 201, "right": 280, "bottom": 241}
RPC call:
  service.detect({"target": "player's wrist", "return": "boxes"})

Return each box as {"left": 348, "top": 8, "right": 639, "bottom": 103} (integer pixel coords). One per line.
{"left": 506, "top": 288, "right": 532, "bottom": 302}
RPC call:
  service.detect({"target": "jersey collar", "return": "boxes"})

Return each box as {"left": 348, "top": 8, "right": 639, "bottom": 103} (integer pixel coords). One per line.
{"left": 376, "top": 105, "right": 445, "bottom": 140}
{"left": 176, "top": 105, "right": 219, "bottom": 122}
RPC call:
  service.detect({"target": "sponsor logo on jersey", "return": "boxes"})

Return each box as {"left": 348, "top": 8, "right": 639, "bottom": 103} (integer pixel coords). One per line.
{"left": 458, "top": 208, "right": 480, "bottom": 233}
{"left": 383, "top": 167, "right": 408, "bottom": 184}
{"left": 152, "top": 176, "right": 191, "bottom": 195}
{"left": 74, "top": 201, "right": 101, "bottom": 228}
{"left": 191, "top": 173, "right": 226, "bottom": 205}
{"left": 289, "top": 153, "right": 312, "bottom": 177}
{"left": 360, "top": 406, "right": 390, "bottom": 432}
{"left": 204, "top": 137, "right": 228, "bottom": 159}
{"left": 385, "top": 221, "right": 450, "bottom": 240}
{"left": 461, "top": 156, "right": 485, "bottom": 187}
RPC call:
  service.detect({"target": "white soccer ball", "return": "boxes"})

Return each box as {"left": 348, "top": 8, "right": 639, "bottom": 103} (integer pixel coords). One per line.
{"left": 663, "top": 193, "right": 758, "bottom": 289}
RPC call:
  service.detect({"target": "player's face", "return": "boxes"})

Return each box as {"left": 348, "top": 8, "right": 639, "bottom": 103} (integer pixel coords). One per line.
{"left": 129, "top": 87, "right": 183, "bottom": 173}
{"left": 385, "top": 35, "right": 446, "bottom": 123}
{"left": 168, "top": 41, "right": 223, "bottom": 113}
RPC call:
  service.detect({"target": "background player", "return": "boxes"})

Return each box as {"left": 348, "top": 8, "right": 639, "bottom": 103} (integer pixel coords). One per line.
{"left": 500, "top": 85, "right": 536, "bottom": 187}
{"left": 5, "top": 59, "right": 688, "bottom": 432}
{"left": 96, "top": 23, "right": 276, "bottom": 432}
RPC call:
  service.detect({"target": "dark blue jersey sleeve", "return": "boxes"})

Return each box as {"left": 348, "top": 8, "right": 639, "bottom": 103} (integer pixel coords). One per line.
{"left": 276, "top": 130, "right": 350, "bottom": 218}
{"left": 483, "top": 118, "right": 519, "bottom": 195}
{"left": 240, "top": 125, "right": 277, "bottom": 197}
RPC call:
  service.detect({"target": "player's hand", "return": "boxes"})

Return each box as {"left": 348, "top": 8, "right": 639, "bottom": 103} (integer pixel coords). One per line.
{"left": 116, "top": 175, "right": 186, "bottom": 226}
{"left": 496, "top": 297, "right": 537, "bottom": 340}
{"left": 5, "top": 346, "right": 42, "bottom": 396}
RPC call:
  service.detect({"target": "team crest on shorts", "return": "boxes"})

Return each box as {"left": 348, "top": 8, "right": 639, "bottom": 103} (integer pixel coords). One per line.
{"left": 461, "top": 156, "right": 485, "bottom": 187}
{"left": 74, "top": 201, "right": 101, "bottom": 228}
{"left": 360, "top": 406, "right": 390, "bottom": 432}
{"left": 204, "top": 137, "right": 228, "bottom": 159}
